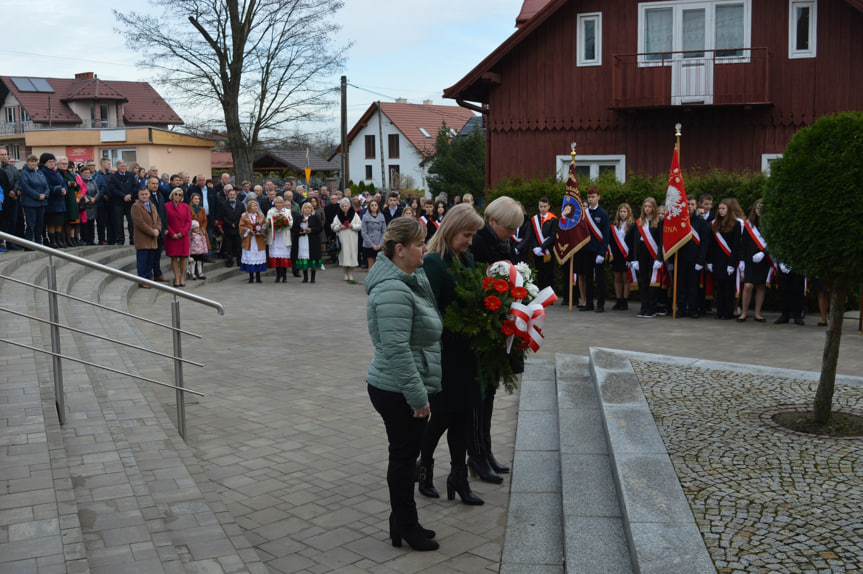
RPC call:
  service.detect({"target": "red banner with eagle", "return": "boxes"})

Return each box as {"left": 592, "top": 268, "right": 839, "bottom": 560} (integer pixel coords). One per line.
{"left": 662, "top": 146, "right": 691, "bottom": 259}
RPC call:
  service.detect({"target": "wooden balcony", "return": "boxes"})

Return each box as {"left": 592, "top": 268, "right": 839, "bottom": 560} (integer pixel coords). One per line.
{"left": 612, "top": 47, "right": 771, "bottom": 110}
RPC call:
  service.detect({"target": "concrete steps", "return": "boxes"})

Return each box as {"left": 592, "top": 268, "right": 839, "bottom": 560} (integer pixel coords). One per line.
{"left": 1, "top": 247, "right": 266, "bottom": 573}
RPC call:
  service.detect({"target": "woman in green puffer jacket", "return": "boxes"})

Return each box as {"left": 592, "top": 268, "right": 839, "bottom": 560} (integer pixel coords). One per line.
{"left": 366, "top": 217, "right": 442, "bottom": 552}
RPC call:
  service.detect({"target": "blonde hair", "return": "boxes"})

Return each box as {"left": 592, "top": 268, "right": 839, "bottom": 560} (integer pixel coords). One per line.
{"left": 382, "top": 217, "right": 427, "bottom": 258}
{"left": 427, "top": 203, "right": 484, "bottom": 256}
{"left": 613, "top": 202, "right": 634, "bottom": 228}
{"left": 484, "top": 196, "right": 524, "bottom": 229}
{"left": 640, "top": 198, "right": 659, "bottom": 229}
{"left": 170, "top": 187, "right": 184, "bottom": 201}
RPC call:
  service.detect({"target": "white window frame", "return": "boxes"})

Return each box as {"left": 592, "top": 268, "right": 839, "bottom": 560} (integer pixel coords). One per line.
{"left": 788, "top": 0, "right": 817, "bottom": 59}
{"left": 100, "top": 148, "right": 137, "bottom": 165}
{"left": 762, "top": 153, "right": 782, "bottom": 174}
{"left": 556, "top": 155, "right": 626, "bottom": 183}
{"left": 577, "top": 12, "right": 603, "bottom": 67}
{"left": 4, "top": 107, "right": 15, "bottom": 124}
{"left": 637, "top": 1, "right": 751, "bottom": 66}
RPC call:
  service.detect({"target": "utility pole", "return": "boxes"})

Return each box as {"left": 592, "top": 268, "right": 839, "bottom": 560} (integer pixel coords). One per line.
{"left": 340, "top": 76, "right": 347, "bottom": 190}
{"left": 378, "top": 101, "right": 386, "bottom": 191}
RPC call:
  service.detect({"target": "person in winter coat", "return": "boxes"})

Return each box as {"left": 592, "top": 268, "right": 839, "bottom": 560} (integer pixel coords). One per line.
{"left": 130, "top": 187, "right": 162, "bottom": 287}
{"left": 366, "top": 217, "right": 441, "bottom": 552}
{"left": 418, "top": 203, "right": 487, "bottom": 507}
{"left": 40, "top": 154, "right": 67, "bottom": 248}
{"left": 78, "top": 165, "right": 99, "bottom": 245}
{"left": 238, "top": 198, "right": 267, "bottom": 283}
{"left": 331, "top": 197, "right": 362, "bottom": 281}
{"left": 19, "top": 155, "right": 48, "bottom": 246}
{"left": 164, "top": 188, "right": 193, "bottom": 287}
{"left": 361, "top": 199, "right": 386, "bottom": 272}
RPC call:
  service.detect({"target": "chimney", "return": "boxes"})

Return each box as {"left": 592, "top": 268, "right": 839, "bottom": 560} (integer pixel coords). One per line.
{"left": 395, "top": 97, "right": 408, "bottom": 104}
{"left": 75, "top": 72, "right": 95, "bottom": 80}
{"left": 423, "top": 99, "right": 434, "bottom": 105}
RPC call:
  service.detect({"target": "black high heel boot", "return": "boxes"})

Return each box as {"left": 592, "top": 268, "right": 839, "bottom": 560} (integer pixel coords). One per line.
{"left": 389, "top": 515, "right": 439, "bottom": 551}
{"left": 417, "top": 460, "right": 439, "bottom": 498}
{"left": 446, "top": 468, "right": 484, "bottom": 505}
{"left": 302, "top": 270, "right": 309, "bottom": 283}
{"left": 248, "top": 273, "right": 254, "bottom": 283}
{"left": 275, "top": 269, "right": 282, "bottom": 282}
{"left": 488, "top": 452, "right": 510, "bottom": 474}
{"left": 310, "top": 270, "right": 316, "bottom": 283}
{"left": 467, "top": 456, "right": 503, "bottom": 484}
{"left": 255, "top": 272, "right": 262, "bottom": 283}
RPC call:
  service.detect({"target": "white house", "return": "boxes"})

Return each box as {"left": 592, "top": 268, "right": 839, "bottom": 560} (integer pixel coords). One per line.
{"left": 344, "top": 100, "right": 476, "bottom": 194}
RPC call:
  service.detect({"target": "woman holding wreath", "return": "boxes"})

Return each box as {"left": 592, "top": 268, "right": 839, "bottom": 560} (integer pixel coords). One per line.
{"left": 239, "top": 198, "right": 268, "bottom": 283}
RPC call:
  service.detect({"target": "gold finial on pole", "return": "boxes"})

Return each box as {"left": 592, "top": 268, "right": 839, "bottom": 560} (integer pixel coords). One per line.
{"left": 570, "top": 141, "right": 577, "bottom": 163}
{"left": 675, "top": 123, "right": 682, "bottom": 155}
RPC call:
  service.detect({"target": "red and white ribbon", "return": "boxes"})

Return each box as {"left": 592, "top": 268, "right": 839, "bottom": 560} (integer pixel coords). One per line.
{"left": 487, "top": 261, "right": 558, "bottom": 354}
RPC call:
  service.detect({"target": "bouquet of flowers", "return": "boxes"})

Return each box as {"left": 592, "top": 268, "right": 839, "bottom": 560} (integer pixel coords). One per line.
{"left": 444, "top": 260, "right": 557, "bottom": 393}
{"left": 271, "top": 212, "right": 291, "bottom": 231}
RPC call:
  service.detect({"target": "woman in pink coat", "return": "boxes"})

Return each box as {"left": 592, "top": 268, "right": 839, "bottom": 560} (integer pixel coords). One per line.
{"left": 164, "top": 187, "right": 192, "bottom": 287}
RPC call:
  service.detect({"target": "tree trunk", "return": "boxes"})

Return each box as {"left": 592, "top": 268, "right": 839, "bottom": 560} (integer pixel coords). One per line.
{"left": 813, "top": 284, "right": 847, "bottom": 424}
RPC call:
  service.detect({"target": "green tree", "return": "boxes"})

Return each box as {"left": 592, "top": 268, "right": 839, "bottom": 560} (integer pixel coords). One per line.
{"left": 425, "top": 122, "right": 485, "bottom": 201}
{"left": 762, "top": 111, "right": 863, "bottom": 424}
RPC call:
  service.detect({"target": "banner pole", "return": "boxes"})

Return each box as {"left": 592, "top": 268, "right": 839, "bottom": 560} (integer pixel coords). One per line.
{"left": 569, "top": 258, "right": 574, "bottom": 312}
{"left": 858, "top": 284, "right": 862, "bottom": 335}
{"left": 671, "top": 125, "right": 682, "bottom": 319}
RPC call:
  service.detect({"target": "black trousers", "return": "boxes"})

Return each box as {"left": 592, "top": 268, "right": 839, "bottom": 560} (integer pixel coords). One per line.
{"left": 368, "top": 384, "right": 427, "bottom": 530}
{"left": 222, "top": 232, "right": 241, "bottom": 264}
{"left": 637, "top": 263, "right": 659, "bottom": 315}
{"left": 420, "top": 410, "right": 469, "bottom": 471}
{"left": 714, "top": 276, "right": 736, "bottom": 318}
{"left": 467, "top": 386, "right": 496, "bottom": 460}
{"left": 778, "top": 271, "right": 805, "bottom": 319}
{"left": 676, "top": 260, "right": 700, "bottom": 314}
{"left": 580, "top": 251, "right": 606, "bottom": 307}
{"left": 97, "top": 199, "right": 114, "bottom": 243}
{"left": 535, "top": 255, "right": 554, "bottom": 290}
{"left": 112, "top": 201, "right": 134, "bottom": 245}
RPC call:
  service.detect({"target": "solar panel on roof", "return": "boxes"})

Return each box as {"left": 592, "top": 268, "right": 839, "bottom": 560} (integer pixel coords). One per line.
{"left": 10, "top": 77, "right": 54, "bottom": 93}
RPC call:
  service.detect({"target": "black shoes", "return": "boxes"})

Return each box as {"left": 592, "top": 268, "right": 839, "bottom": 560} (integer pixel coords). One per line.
{"left": 446, "top": 468, "right": 484, "bottom": 505}
{"left": 389, "top": 515, "right": 438, "bottom": 551}
{"left": 417, "top": 460, "right": 439, "bottom": 498}
{"left": 578, "top": 304, "right": 595, "bottom": 312}
{"left": 488, "top": 452, "right": 510, "bottom": 474}
{"left": 467, "top": 456, "right": 503, "bottom": 484}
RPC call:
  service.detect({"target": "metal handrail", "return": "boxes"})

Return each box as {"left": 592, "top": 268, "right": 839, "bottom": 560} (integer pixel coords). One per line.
{"left": 0, "top": 232, "right": 224, "bottom": 315}
{"left": 0, "top": 231, "right": 223, "bottom": 440}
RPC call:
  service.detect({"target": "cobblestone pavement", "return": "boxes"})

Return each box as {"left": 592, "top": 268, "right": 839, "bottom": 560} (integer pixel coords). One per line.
{"left": 632, "top": 360, "right": 863, "bottom": 574}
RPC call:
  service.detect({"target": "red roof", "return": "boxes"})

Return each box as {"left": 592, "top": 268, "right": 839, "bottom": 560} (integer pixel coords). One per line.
{"left": 211, "top": 152, "right": 234, "bottom": 170}
{"left": 346, "top": 102, "right": 476, "bottom": 157}
{"left": 0, "top": 75, "right": 182, "bottom": 126}
{"left": 516, "top": 0, "right": 554, "bottom": 26}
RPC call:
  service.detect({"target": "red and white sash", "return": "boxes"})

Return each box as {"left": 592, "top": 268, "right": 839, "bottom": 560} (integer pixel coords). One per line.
{"left": 744, "top": 221, "right": 777, "bottom": 285}
{"left": 587, "top": 210, "right": 604, "bottom": 243}
{"left": 637, "top": 221, "right": 663, "bottom": 287}
{"left": 419, "top": 215, "right": 429, "bottom": 226}
{"left": 691, "top": 228, "right": 700, "bottom": 246}
{"left": 531, "top": 213, "right": 556, "bottom": 255}
{"left": 433, "top": 219, "right": 441, "bottom": 229}
{"left": 612, "top": 225, "right": 634, "bottom": 279}
{"left": 714, "top": 231, "right": 732, "bottom": 257}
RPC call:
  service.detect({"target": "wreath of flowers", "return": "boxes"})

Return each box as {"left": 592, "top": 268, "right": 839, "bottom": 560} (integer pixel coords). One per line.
{"left": 271, "top": 212, "right": 291, "bottom": 230}
{"left": 444, "top": 260, "right": 556, "bottom": 393}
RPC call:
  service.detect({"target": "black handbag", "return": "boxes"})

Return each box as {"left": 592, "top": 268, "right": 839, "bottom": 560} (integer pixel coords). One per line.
{"left": 327, "top": 235, "right": 341, "bottom": 259}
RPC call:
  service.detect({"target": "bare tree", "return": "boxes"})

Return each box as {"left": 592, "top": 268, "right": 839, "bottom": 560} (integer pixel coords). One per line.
{"left": 114, "top": 0, "right": 349, "bottom": 182}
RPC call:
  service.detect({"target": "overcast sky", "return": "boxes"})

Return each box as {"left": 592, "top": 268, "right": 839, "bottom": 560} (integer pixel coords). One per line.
{"left": 0, "top": 0, "right": 523, "bottom": 138}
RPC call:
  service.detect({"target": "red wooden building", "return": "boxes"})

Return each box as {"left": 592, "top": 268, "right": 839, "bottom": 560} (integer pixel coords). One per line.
{"left": 444, "top": 0, "right": 863, "bottom": 187}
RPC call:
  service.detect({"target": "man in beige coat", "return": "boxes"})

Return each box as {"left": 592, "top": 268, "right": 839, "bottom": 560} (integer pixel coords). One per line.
{"left": 131, "top": 187, "right": 162, "bottom": 288}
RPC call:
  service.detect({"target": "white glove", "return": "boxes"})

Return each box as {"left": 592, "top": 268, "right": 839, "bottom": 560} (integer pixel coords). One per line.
{"left": 726, "top": 265, "right": 734, "bottom": 276}
{"left": 779, "top": 263, "right": 791, "bottom": 274}
{"left": 631, "top": 261, "right": 639, "bottom": 272}
{"left": 652, "top": 261, "right": 662, "bottom": 271}
{"left": 595, "top": 255, "right": 604, "bottom": 265}
{"left": 532, "top": 247, "right": 543, "bottom": 257}
{"left": 707, "top": 263, "right": 713, "bottom": 272}
{"left": 695, "top": 263, "right": 703, "bottom": 271}
{"left": 738, "top": 261, "right": 746, "bottom": 273}
{"left": 752, "top": 252, "right": 765, "bottom": 263}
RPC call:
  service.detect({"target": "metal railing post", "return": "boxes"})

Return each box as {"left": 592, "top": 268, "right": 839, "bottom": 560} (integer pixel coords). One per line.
{"left": 171, "top": 300, "right": 186, "bottom": 440}
{"left": 46, "top": 256, "right": 66, "bottom": 424}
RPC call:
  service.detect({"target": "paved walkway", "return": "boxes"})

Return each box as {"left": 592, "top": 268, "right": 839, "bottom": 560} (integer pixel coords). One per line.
{"left": 2, "top": 247, "right": 862, "bottom": 573}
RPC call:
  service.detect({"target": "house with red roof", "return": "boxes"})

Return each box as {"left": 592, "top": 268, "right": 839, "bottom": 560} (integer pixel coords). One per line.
{"left": 341, "top": 100, "right": 476, "bottom": 193}
{"left": 444, "top": 0, "right": 863, "bottom": 188}
{"left": 0, "top": 72, "right": 213, "bottom": 176}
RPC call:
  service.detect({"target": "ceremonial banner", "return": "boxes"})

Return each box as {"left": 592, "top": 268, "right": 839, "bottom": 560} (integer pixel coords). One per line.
{"left": 553, "top": 156, "right": 591, "bottom": 264}
{"left": 662, "top": 146, "right": 691, "bottom": 259}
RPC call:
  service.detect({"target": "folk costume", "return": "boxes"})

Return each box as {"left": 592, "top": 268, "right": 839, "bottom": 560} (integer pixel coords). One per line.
{"left": 291, "top": 211, "right": 323, "bottom": 283}
{"left": 266, "top": 206, "right": 294, "bottom": 283}
{"left": 331, "top": 208, "right": 362, "bottom": 281}
{"left": 239, "top": 210, "right": 267, "bottom": 282}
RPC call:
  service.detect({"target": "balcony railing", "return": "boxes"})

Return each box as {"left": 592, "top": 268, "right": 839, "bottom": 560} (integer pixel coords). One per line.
{"left": 612, "top": 47, "right": 771, "bottom": 109}
{"left": 0, "top": 121, "right": 35, "bottom": 135}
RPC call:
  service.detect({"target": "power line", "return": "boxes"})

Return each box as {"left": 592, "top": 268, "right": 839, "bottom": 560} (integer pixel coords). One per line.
{"left": 346, "top": 82, "right": 398, "bottom": 102}
{"left": 0, "top": 48, "right": 131, "bottom": 69}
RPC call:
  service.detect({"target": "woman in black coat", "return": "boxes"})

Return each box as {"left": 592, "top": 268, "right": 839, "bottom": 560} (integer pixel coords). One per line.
{"left": 738, "top": 199, "right": 769, "bottom": 322}
{"left": 290, "top": 201, "right": 323, "bottom": 283}
{"left": 709, "top": 199, "right": 741, "bottom": 320}
{"left": 419, "top": 203, "right": 486, "bottom": 505}
{"left": 630, "top": 197, "right": 664, "bottom": 318}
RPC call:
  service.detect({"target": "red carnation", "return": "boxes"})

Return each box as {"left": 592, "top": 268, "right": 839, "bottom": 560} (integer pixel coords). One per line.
{"left": 501, "top": 320, "right": 516, "bottom": 336}
{"left": 493, "top": 279, "right": 510, "bottom": 293}
{"left": 484, "top": 295, "right": 502, "bottom": 311}
{"left": 511, "top": 286, "right": 528, "bottom": 300}
{"left": 482, "top": 277, "right": 495, "bottom": 291}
